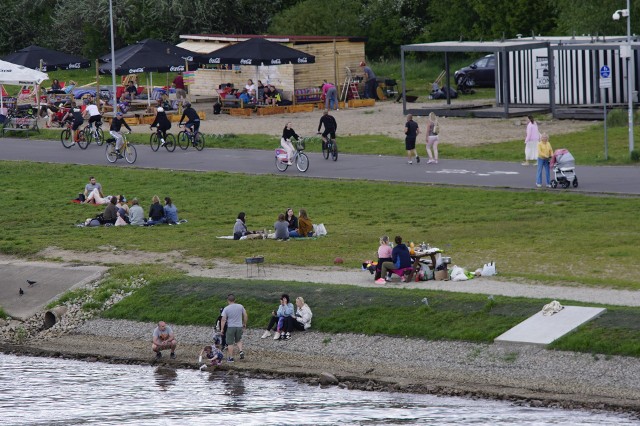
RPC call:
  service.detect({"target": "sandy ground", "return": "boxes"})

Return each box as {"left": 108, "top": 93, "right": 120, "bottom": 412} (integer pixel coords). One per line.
{"left": 133, "top": 100, "right": 594, "bottom": 146}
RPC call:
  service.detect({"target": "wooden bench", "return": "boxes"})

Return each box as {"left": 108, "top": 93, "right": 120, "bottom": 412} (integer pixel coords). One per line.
{"left": 1, "top": 117, "right": 39, "bottom": 137}
{"left": 294, "top": 88, "right": 322, "bottom": 105}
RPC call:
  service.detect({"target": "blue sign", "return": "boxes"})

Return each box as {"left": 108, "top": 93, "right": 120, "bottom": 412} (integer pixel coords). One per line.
{"left": 600, "top": 65, "right": 611, "bottom": 79}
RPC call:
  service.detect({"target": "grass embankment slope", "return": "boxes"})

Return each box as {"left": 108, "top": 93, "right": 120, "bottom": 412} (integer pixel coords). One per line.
{"left": 88, "top": 265, "right": 640, "bottom": 357}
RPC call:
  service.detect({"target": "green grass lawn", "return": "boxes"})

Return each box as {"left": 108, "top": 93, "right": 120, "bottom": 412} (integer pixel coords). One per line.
{"left": 99, "top": 271, "right": 640, "bottom": 358}
{"left": 1, "top": 161, "right": 639, "bottom": 289}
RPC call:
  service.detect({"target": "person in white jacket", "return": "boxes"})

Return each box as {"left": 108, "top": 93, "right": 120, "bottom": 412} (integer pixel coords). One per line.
{"left": 292, "top": 296, "right": 313, "bottom": 331}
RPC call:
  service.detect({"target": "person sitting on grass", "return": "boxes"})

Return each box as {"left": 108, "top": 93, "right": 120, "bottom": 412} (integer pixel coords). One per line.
{"left": 152, "top": 321, "right": 177, "bottom": 360}
{"left": 128, "top": 198, "right": 146, "bottom": 226}
{"left": 376, "top": 235, "right": 412, "bottom": 284}
{"left": 147, "top": 195, "right": 166, "bottom": 226}
{"left": 274, "top": 213, "right": 289, "bottom": 240}
{"left": 261, "top": 294, "right": 295, "bottom": 340}
{"left": 163, "top": 196, "right": 179, "bottom": 225}
{"left": 233, "top": 212, "right": 263, "bottom": 239}
{"left": 289, "top": 209, "right": 313, "bottom": 238}
{"left": 285, "top": 208, "right": 298, "bottom": 232}
{"left": 83, "top": 176, "right": 103, "bottom": 204}
{"left": 292, "top": 296, "right": 313, "bottom": 332}
{"left": 102, "top": 196, "right": 119, "bottom": 225}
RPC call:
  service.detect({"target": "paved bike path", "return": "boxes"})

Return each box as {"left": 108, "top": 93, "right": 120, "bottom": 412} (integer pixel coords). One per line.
{"left": 0, "top": 137, "right": 638, "bottom": 195}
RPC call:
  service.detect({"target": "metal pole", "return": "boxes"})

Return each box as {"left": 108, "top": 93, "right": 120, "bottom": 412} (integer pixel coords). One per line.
{"left": 109, "top": 0, "right": 117, "bottom": 117}
{"left": 603, "top": 87, "right": 608, "bottom": 160}
{"left": 627, "top": 0, "right": 634, "bottom": 153}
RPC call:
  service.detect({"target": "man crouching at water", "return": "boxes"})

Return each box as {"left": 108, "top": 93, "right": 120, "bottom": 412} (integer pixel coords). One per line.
{"left": 152, "top": 321, "right": 177, "bottom": 360}
{"left": 220, "top": 294, "right": 247, "bottom": 363}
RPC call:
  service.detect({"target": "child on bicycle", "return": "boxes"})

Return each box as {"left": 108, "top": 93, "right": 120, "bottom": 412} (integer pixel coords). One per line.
{"left": 178, "top": 102, "right": 200, "bottom": 142}
{"left": 281, "top": 122, "right": 299, "bottom": 166}
{"left": 150, "top": 107, "right": 171, "bottom": 146}
{"left": 317, "top": 109, "right": 337, "bottom": 149}
{"left": 109, "top": 112, "right": 132, "bottom": 156}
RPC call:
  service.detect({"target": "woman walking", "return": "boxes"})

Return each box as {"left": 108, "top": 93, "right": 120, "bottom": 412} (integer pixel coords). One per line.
{"left": 523, "top": 115, "right": 540, "bottom": 166}
{"left": 426, "top": 112, "right": 439, "bottom": 164}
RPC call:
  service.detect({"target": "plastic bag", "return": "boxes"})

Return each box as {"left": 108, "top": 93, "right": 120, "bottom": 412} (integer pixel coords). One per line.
{"left": 450, "top": 265, "right": 468, "bottom": 281}
{"left": 316, "top": 223, "right": 327, "bottom": 236}
{"left": 481, "top": 261, "right": 497, "bottom": 277}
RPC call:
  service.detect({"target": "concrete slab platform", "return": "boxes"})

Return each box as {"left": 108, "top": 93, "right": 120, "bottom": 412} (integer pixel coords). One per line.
{"left": 494, "top": 306, "right": 606, "bottom": 346}
{"left": 0, "top": 259, "right": 107, "bottom": 320}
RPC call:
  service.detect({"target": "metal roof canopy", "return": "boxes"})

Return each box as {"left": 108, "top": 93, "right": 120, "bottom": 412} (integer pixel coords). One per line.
{"left": 400, "top": 40, "right": 555, "bottom": 117}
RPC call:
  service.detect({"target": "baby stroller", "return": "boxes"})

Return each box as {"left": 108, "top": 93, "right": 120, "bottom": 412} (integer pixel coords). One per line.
{"left": 550, "top": 149, "right": 578, "bottom": 189}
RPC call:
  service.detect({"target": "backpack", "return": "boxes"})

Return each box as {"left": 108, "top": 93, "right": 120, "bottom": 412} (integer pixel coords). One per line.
{"left": 433, "top": 122, "right": 440, "bottom": 135}
{"left": 213, "top": 102, "right": 221, "bottom": 115}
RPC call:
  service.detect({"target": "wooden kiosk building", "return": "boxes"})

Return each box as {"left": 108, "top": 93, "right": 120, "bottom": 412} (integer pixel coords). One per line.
{"left": 178, "top": 34, "right": 366, "bottom": 103}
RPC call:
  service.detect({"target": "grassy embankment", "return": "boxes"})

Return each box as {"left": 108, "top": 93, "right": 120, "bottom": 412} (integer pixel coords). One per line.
{"left": 1, "top": 161, "right": 639, "bottom": 288}
{"left": 43, "top": 263, "right": 640, "bottom": 358}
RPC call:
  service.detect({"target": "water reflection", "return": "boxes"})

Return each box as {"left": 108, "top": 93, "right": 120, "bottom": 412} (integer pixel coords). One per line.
{"left": 154, "top": 366, "right": 177, "bottom": 391}
{"left": 1, "top": 353, "right": 637, "bottom": 425}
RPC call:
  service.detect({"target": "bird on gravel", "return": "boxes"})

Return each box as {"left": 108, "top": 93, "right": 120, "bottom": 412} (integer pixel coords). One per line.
{"left": 19, "top": 288, "right": 24, "bottom": 296}
{"left": 27, "top": 280, "right": 37, "bottom": 286}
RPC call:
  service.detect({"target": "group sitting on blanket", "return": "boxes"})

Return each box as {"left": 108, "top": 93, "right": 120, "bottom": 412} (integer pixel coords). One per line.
{"left": 233, "top": 208, "right": 314, "bottom": 240}
{"left": 79, "top": 177, "right": 182, "bottom": 227}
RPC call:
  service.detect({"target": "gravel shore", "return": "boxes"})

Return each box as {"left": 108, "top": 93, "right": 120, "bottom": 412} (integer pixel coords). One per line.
{"left": 5, "top": 317, "right": 639, "bottom": 415}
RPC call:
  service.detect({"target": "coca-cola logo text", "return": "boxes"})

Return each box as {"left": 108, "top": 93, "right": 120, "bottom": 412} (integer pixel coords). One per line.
{"left": 297, "top": 57, "right": 308, "bottom": 63}
{"left": 68, "top": 63, "right": 81, "bottom": 69}
{"left": 240, "top": 59, "right": 252, "bottom": 65}
{"left": 209, "top": 58, "right": 221, "bottom": 64}
{"left": 129, "top": 67, "right": 144, "bottom": 73}
{"left": 169, "top": 66, "right": 184, "bottom": 72}
{"left": 271, "top": 59, "right": 282, "bottom": 65}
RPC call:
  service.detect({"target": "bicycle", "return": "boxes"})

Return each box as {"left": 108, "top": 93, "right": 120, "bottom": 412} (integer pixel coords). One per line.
{"left": 83, "top": 120, "right": 105, "bottom": 146}
{"left": 149, "top": 127, "right": 176, "bottom": 152}
{"left": 320, "top": 132, "right": 338, "bottom": 161}
{"left": 275, "top": 138, "right": 309, "bottom": 172}
{"left": 177, "top": 124, "right": 205, "bottom": 151}
{"left": 60, "top": 120, "right": 89, "bottom": 149}
{"left": 105, "top": 131, "right": 137, "bottom": 164}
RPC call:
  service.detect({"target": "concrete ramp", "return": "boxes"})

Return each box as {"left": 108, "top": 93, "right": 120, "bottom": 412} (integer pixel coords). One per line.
{"left": 0, "top": 259, "right": 107, "bottom": 320}
{"left": 494, "top": 306, "right": 606, "bottom": 346}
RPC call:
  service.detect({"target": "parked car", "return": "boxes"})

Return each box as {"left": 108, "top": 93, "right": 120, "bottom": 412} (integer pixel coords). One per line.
{"left": 454, "top": 54, "right": 495, "bottom": 88}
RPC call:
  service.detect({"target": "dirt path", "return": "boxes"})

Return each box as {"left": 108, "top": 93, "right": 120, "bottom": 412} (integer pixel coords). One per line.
{"left": 133, "top": 101, "right": 594, "bottom": 147}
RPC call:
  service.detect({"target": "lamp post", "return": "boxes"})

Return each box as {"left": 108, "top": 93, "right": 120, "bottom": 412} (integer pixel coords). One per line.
{"left": 613, "top": 1, "right": 634, "bottom": 154}
{"left": 108, "top": 0, "right": 117, "bottom": 116}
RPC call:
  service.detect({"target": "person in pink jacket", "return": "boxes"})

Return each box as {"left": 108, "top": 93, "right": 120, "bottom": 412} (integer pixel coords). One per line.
{"left": 523, "top": 115, "right": 540, "bottom": 166}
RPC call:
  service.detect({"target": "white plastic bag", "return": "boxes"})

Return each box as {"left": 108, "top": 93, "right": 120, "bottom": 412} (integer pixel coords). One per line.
{"left": 481, "top": 261, "right": 497, "bottom": 277}
{"left": 450, "top": 265, "right": 468, "bottom": 281}
{"left": 315, "top": 223, "right": 327, "bottom": 236}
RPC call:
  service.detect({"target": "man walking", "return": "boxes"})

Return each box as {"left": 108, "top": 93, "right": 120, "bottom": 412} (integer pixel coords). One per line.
{"left": 404, "top": 114, "right": 420, "bottom": 164}
{"left": 220, "top": 294, "right": 248, "bottom": 363}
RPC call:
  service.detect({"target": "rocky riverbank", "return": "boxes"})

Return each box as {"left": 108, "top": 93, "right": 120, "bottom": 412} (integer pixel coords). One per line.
{"left": 2, "top": 315, "right": 640, "bottom": 416}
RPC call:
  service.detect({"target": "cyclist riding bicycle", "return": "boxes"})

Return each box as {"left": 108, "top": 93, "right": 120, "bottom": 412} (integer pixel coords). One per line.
{"left": 281, "top": 122, "right": 299, "bottom": 166}
{"left": 150, "top": 107, "right": 172, "bottom": 146}
{"left": 83, "top": 100, "right": 102, "bottom": 131}
{"left": 109, "top": 112, "right": 132, "bottom": 156}
{"left": 317, "top": 109, "right": 337, "bottom": 146}
{"left": 70, "top": 106, "right": 84, "bottom": 143}
{"left": 178, "top": 102, "right": 200, "bottom": 139}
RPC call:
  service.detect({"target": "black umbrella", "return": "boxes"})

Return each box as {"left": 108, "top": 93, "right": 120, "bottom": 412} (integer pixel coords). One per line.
{"left": 1, "top": 45, "right": 90, "bottom": 71}
{"left": 99, "top": 39, "right": 198, "bottom": 75}
{"left": 198, "top": 38, "right": 315, "bottom": 65}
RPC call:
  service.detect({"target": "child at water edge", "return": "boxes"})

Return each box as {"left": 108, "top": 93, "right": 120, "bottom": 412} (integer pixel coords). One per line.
{"left": 199, "top": 337, "right": 224, "bottom": 368}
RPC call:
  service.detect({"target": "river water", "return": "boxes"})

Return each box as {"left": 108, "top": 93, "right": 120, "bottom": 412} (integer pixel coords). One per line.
{"left": 0, "top": 354, "right": 636, "bottom": 425}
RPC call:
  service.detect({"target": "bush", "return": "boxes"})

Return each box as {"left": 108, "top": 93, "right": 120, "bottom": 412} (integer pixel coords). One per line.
{"left": 607, "top": 109, "right": 629, "bottom": 127}
{"left": 631, "top": 150, "right": 640, "bottom": 162}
